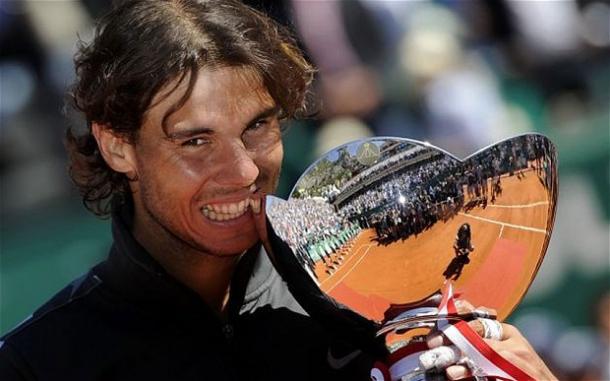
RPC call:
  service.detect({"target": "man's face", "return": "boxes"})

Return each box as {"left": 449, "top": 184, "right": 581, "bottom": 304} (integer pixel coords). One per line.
{"left": 130, "top": 66, "right": 283, "bottom": 256}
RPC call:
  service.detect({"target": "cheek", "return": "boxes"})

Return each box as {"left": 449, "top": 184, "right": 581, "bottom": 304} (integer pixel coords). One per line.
{"left": 258, "top": 141, "right": 283, "bottom": 178}
{"left": 135, "top": 147, "right": 208, "bottom": 200}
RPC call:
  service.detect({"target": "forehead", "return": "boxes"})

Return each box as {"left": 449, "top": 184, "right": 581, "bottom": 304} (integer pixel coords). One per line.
{"left": 144, "top": 66, "right": 275, "bottom": 132}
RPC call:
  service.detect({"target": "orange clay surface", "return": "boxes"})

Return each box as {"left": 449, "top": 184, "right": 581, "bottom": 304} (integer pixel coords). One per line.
{"left": 313, "top": 169, "right": 553, "bottom": 323}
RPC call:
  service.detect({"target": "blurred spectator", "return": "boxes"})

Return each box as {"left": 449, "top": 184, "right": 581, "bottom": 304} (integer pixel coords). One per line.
{"left": 1, "top": 3, "right": 608, "bottom": 379}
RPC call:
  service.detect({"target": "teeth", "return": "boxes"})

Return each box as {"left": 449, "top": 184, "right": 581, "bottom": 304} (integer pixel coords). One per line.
{"left": 250, "top": 198, "right": 261, "bottom": 214}
{"left": 229, "top": 203, "right": 238, "bottom": 214}
{"left": 202, "top": 197, "right": 257, "bottom": 221}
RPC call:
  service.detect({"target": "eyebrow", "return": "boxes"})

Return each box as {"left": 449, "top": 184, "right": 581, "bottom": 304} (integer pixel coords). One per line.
{"left": 167, "top": 127, "right": 214, "bottom": 140}
{"left": 167, "top": 105, "right": 280, "bottom": 140}
{"left": 246, "top": 105, "right": 280, "bottom": 127}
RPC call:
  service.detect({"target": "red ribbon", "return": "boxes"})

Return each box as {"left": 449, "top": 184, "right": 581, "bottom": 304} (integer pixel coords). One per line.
{"left": 371, "top": 284, "right": 535, "bottom": 381}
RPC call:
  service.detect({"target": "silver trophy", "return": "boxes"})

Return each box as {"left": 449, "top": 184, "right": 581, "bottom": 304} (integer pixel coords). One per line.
{"left": 255, "top": 134, "right": 558, "bottom": 379}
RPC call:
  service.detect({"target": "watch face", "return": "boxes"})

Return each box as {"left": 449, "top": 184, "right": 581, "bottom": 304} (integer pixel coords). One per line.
{"left": 261, "top": 134, "right": 557, "bottom": 330}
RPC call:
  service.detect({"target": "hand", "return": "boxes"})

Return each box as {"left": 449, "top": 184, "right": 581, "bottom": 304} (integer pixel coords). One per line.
{"left": 424, "top": 300, "right": 557, "bottom": 380}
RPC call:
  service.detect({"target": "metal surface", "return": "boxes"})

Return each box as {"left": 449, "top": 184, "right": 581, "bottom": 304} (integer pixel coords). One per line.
{"left": 264, "top": 134, "right": 558, "bottom": 326}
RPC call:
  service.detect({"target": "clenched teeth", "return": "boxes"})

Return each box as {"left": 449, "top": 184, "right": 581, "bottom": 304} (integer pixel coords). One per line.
{"left": 202, "top": 198, "right": 261, "bottom": 221}
{"left": 250, "top": 197, "right": 261, "bottom": 214}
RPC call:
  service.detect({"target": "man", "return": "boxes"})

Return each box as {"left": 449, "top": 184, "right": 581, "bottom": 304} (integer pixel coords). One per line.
{"left": 0, "top": 1, "right": 556, "bottom": 380}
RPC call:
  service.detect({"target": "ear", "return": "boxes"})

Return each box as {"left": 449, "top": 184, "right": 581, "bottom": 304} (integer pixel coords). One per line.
{"left": 91, "top": 123, "right": 138, "bottom": 179}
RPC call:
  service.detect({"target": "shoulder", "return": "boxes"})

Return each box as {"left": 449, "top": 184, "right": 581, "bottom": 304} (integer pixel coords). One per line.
{"left": 2, "top": 269, "right": 103, "bottom": 342}
{"left": 0, "top": 269, "right": 106, "bottom": 379}
{"left": 0, "top": 341, "right": 34, "bottom": 381}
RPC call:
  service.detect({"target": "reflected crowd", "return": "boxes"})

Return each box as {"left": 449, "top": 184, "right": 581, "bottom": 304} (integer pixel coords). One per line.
{"left": 271, "top": 135, "right": 555, "bottom": 280}
{"left": 2, "top": 2, "right": 607, "bottom": 378}
{"left": 267, "top": 198, "right": 360, "bottom": 279}
{"left": 334, "top": 135, "right": 553, "bottom": 247}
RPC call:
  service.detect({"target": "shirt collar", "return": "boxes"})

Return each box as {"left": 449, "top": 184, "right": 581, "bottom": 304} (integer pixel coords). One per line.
{"left": 96, "top": 200, "right": 268, "bottom": 324}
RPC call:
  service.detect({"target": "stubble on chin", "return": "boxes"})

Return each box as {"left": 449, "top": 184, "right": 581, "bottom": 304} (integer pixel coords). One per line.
{"left": 138, "top": 189, "right": 260, "bottom": 263}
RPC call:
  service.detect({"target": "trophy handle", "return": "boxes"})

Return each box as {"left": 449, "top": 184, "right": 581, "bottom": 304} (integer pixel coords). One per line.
{"left": 371, "top": 284, "right": 535, "bottom": 381}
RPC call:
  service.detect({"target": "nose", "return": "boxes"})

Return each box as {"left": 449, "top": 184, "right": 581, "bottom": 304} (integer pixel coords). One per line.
{"left": 214, "top": 141, "right": 260, "bottom": 188}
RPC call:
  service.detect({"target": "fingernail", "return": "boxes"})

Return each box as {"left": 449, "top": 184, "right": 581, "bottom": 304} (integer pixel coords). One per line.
{"left": 427, "top": 333, "right": 444, "bottom": 348}
{"left": 446, "top": 366, "right": 467, "bottom": 380}
{"left": 454, "top": 300, "right": 465, "bottom": 312}
{"left": 419, "top": 346, "right": 460, "bottom": 370}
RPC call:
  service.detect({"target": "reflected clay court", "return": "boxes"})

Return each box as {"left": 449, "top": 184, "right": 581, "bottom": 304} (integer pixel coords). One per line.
{"left": 264, "top": 135, "right": 557, "bottom": 332}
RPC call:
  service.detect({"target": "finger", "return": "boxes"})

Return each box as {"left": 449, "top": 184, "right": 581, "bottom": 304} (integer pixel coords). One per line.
{"left": 454, "top": 299, "right": 497, "bottom": 318}
{"left": 469, "top": 318, "right": 504, "bottom": 340}
{"left": 427, "top": 318, "right": 497, "bottom": 348}
{"left": 446, "top": 365, "right": 472, "bottom": 380}
{"left": 482, "top": 336, "right": 515, "bottom": 354}
{"left": 454, "top": 299, "right": 475, "bottom": 313}
{"left": 426, "top": 331, "right": 445, "bottom": 348}
{"left": 475, "top": 306, "right": 497, "bottom": 317}
{"left": 426, "top": 330, "right": 462, "bottom": 348}
{"left": 482, "top": 323, "right": 524, "bottom": 350}
{"left": 419, "top": 345, "right": 461, "bottom": 371}
{"left": 467, "top": 319, "right": 485, "bottom": 338}
{"left": 498, "top": 323, "right": 520, "bottom": 340}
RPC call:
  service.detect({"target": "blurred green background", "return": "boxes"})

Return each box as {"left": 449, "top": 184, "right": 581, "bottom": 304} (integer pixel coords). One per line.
{"left": 1, "top": 1, "right": 608, "bottom": 379}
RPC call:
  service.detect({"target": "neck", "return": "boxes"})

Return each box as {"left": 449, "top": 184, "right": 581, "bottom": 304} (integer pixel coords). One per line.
{"left": 132, "top": 207, "right": 243, "bottom": 317}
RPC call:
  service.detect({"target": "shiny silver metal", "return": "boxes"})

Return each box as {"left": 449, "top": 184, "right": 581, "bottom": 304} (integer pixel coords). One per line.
{"left": 259, "top": 134, "right": 557, "bottom": 349}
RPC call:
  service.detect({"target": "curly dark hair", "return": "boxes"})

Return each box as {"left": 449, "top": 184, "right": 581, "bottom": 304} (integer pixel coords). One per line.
{"left": 66, "top": 0, "right": 314, "bottom": 217}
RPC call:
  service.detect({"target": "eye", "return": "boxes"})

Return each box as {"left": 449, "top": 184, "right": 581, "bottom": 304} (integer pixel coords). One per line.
{"left": 247, "top": 119, "right": 268, "bottom": 131}
{"left": 182, "top": 137, "right": 208, "bottom": 147}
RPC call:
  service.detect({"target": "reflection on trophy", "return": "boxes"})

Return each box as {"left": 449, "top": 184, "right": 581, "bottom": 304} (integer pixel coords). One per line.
{"left": 259, "top": 134, "right": 558, "bottom": 380}
{"left": 442, "top": 223, "right": 474, "bottom": 281}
